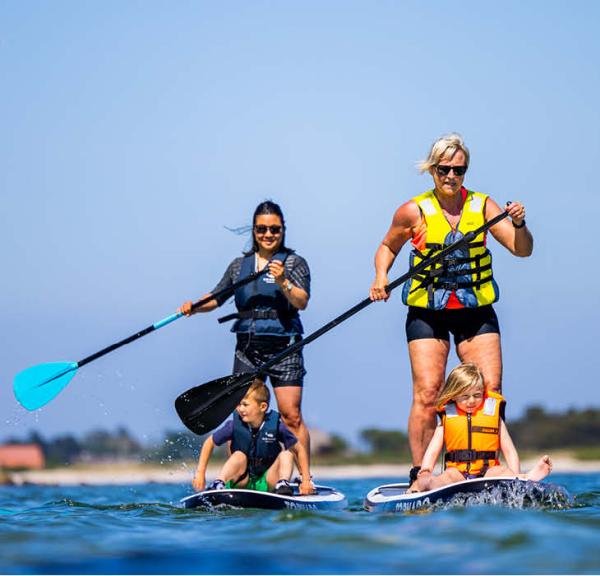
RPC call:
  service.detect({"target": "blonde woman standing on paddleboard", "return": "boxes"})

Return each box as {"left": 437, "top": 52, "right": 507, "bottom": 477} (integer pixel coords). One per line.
{"left": 370, "top": 134, "right": 533, "bottom": 487}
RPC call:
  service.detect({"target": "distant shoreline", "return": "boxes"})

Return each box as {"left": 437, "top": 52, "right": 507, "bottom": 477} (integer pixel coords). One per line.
{"left": 5, "top": 456, "right": 600, "bottom": 486}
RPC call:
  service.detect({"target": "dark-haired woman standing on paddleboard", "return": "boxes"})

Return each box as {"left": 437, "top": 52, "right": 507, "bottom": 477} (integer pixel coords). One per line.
{"left": 180, "top": 201, "right": 312, "bottom": 470}
{"left": 369, "top": 134, "right": 533, "bottom": 486}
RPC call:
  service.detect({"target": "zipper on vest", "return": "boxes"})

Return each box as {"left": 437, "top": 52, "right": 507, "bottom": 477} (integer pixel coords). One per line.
{"left": 467, "top": 413, "right": 472, "bottom": 474}
{"left": 249, "top": 427, "right": 259, "bottom": 474}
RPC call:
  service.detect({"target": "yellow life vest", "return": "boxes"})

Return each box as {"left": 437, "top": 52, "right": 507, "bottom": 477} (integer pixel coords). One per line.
{"left": 401, "top": 189, "right": 500, "bottom": 310}
{"left": 438, "top": 390, "right": 505, "bottom": 476}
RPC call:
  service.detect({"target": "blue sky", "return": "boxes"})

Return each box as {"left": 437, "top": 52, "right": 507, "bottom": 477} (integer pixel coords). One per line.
{"left": 2, "top": 1, "right": 599, "bottom": 444}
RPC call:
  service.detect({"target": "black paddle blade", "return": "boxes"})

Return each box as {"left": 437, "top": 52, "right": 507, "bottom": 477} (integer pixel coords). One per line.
{"left": 174, "top": 373, "right": 255, "bottom": 435}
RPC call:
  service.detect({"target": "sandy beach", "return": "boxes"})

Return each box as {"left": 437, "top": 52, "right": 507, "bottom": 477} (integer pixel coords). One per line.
{"left": 6, "top": 456, "right": 600, "bottom": 486}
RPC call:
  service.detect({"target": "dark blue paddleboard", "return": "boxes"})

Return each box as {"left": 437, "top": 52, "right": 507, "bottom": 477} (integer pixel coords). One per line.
{"left": 364, "top": 477, "right": 570, "bottom": 512}
{"left": 182, "top": 482, "right": 347, "bottom": 511}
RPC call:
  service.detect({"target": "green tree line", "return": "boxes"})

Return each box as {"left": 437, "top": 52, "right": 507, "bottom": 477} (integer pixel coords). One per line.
{"left": 509, "top": 406, "right": 600, "bottom": 449}
{"left": 3, "top": 405, "right": 598, "bottom": 466}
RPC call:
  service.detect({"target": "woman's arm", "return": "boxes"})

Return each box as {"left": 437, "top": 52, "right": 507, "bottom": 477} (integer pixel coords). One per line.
{"left": 269, "top": 259, "right": 309, "bottom": 310}
{"left": 499, "top": 420, "right": 521, "bottom": 473}
{"left": 370, "top": 201, "right": 421, "bottom": 301}
{"left": 179, "top": 259, "right": 239, "bottom": 316}
{"left": 192, "top": 435, "right": 215, "bottom": 491}
{"left": 486, "top": 198, "right": 533, "bottom": 257}
{"left": 179, "top": 294, "right": 219, "bottom": 316}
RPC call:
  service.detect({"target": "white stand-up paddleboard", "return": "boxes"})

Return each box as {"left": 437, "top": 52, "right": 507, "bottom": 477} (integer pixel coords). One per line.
{"left": 182, "top": 482, "right": 347, "bottom": 511}
{"left": 364, "top": 477, "right": 570, "bottom": 512}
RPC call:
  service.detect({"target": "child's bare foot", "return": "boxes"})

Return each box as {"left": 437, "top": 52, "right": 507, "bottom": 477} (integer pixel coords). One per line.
{"left": 526, "top": 455, "right": 552, "bottom": 481}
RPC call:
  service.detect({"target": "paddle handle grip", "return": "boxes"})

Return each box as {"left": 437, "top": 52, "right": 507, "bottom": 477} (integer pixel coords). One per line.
{"left": 153, "top": 312, "right": 184, "bottom": 330}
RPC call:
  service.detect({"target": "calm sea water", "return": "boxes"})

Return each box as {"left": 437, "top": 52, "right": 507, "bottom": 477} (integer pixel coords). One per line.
{"left": 0, "top": 473, "right": 598, "bottom": 574}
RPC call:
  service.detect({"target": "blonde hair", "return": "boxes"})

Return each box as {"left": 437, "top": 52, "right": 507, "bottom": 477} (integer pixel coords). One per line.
{"left": 417, "top": 133, "right": 470, "bottom": 174}
{"left": 245, "top": 379, "right": 270, "bottom": 406}
{"left": 437, "top": 363, "right": 484, "bottom": 407}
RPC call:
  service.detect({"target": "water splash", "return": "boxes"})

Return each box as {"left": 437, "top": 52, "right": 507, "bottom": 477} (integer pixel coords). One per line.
{"left": 433, "top": 480, "right": 573, "bottom": 511}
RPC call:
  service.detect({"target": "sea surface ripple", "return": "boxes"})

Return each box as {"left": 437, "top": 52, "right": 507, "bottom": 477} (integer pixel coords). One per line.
{"left": 0, "top": 473, "right": 598, "bottom": 574}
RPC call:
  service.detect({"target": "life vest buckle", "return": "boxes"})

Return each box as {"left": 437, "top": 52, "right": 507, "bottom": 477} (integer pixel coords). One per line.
{"left": 445, "top": 449, "right": 477, "bottom": 462}
{"left": 445, "top": 449, "right": 498, "bottom": 463}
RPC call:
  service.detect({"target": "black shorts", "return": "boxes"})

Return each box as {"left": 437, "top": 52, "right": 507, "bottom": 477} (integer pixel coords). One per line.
{"left": 405, "top": 305, "right": 500, "bottom": 345}
{"left": 233, "top": 333, "right": 305, "bottom": 388}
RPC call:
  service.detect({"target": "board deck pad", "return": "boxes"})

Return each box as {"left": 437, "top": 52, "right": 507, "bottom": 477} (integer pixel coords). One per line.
{"left": 182, "top": 482, "right": 347, "bottom": 511}
{"left": 364, "top": 477, "right": 571, "bottom": 512}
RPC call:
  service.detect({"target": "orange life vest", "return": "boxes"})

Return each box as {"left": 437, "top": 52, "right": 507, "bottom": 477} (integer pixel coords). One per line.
{"left": 438, "top": 390, "right": 505, "bottom": 476}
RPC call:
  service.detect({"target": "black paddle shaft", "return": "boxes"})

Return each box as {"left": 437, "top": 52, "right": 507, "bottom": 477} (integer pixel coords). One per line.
{"left": 175, "top": 209, "right": 510, "bottom": 434}
{"left": 77, "top": 266, "right": 270, "bottom": 368}
{"left": 240, "top": 209, "right": 510, "bottom": 380}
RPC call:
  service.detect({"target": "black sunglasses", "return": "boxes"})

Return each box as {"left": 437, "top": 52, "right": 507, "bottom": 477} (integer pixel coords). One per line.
{"left": 255, "top": 225, "right": 282, "bottom": 235}
{"left": 435, "top": 165, "right": 467, "bottom": 177}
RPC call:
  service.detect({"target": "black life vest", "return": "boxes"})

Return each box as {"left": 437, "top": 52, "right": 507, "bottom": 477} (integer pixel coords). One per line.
{"left": 231, "top": 410, "right": 283, "bottom": 477}
{"left": 228, "top": 252, "right": 303, "bottom": 336}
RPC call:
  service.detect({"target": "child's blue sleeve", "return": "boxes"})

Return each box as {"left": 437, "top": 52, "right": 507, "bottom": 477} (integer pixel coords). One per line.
{"left": 212, "top": 419, "right": 234, "bottom": 446}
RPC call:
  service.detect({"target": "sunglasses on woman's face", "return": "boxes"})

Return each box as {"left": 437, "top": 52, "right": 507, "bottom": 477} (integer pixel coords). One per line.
{"left": 255, "top": 225, "right": 282, "bottom": 235}
{"left": 435, "top": 165, "right": 467, "bottom": 177}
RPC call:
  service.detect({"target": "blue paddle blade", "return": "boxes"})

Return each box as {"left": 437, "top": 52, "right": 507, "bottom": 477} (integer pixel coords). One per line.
{"left": 13, "top": 361, "right": 78, "bottom": 410}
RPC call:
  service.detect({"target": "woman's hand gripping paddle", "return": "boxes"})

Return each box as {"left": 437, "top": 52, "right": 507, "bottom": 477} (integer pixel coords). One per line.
{"left": 13, "top": 267, "right": 271, "bottom": 410}
{"left": 175, "top": 209, "right": 511, "bottom": 435}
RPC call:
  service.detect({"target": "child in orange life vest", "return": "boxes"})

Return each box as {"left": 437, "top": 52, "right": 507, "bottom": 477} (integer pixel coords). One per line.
{"left": 408, "top": 363, "right": 552, "bottom": 493}
{"left": 192, "top": 379, "right": 314, "bottom": 495}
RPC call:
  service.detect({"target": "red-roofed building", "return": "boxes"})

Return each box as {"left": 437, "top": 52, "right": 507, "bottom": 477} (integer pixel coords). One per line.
{"left": 0, "top": 444, "right": 45, "bottom": 470}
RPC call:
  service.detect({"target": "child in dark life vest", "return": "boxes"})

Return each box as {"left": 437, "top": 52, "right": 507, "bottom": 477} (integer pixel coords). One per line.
{"left": 192, "top": 379, "right": 314, "bottom": 495}
{"left": 408, "top": 363, "right": 553, "bottom": 493}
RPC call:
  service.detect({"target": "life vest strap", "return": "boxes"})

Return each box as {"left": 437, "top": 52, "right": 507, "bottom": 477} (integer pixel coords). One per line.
{"left": 409, "top": 247, "right": 493, "bottom": 281}
{"left": 429, "top": 262, "right": 492, "bottom": 279}
{"left": 445, "top": 449, "right": 498, "bottom": 463}
{"left": 424, "top": 240, "right": 485, "bottom": 251}
{"left": 419, "top": 250, "right": 491, "bottom": 270}
{"left": 218, "top": 309, "right": 281, "bottom": 324}
{"left": 409, "top": 266, "right": 494, "bottom": 294}
{"left": 430, "top": 276, "right": 494, "bottom": 291}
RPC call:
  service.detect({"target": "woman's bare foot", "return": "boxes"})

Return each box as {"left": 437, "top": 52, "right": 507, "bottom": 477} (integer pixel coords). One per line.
{"left": 526, "top": 455, "right": 553, "bottom": 481}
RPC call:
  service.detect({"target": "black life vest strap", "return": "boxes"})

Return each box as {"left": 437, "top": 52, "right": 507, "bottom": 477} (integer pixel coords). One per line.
{"left": 218, "top": 309, "right": 280, "bottom": 324}
{"left": 429, "top": 275, "right": 494, "bottom": 291}
{"left": 409, "top": 245, "right": 493, "bottom": 293}
{"left": 475, "top": 253, "right": 482, "bottom": 285}
{"left": 409, "top": 266, "right": 494, "bottom": 294}
{"left": 425, "top": 240, "right": 485, "bottom": 251}
{"left": 427, "top": 249, "right": 491, "bottom": 270}
{"left": 428, "top": 262, "right": 492, "bottom": 279}
{"left": 445, "top": 450, "right": 498, "bottom": 463}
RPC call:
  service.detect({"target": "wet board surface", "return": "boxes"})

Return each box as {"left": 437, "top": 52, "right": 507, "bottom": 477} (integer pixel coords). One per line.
{"left": 364, "top": 477, "right": 570, "bottom": 512}
{"left": 181, "top": 483, "right": 348, "bottom": 511}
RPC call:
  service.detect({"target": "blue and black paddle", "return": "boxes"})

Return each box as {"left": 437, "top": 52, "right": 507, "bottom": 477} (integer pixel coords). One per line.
{"left": 13, "top": 267, "right": 272, "bottom": 411}
{"left": 175, "top": 209, "right": 511, "bottom": 435}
